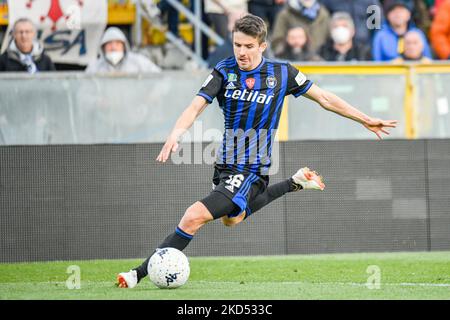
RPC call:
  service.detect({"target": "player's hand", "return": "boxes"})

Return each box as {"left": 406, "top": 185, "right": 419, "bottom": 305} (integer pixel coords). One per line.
{"left": 156, "top": 137, "right": 179, "bottom": 163}
{"left": 363, "top": 118, "right": 398, "bottom": 140}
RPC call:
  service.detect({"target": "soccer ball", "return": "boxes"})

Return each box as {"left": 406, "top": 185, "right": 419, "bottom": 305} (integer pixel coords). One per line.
{"left": 147, "top": 247, "right": 190, "bottom": 289}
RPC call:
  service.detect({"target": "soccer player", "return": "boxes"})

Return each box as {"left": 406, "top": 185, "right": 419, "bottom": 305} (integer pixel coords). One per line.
{"left": 117, "top": 14, "right": 397, "bottom": 288}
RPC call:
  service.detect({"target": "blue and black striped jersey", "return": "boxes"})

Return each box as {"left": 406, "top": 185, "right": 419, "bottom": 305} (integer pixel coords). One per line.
{"left": 197, "top": 56, "right": 313, "bottom": 175}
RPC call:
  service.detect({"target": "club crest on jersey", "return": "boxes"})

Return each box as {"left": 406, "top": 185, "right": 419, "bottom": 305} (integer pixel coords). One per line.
{"left": 226, "top": 82, "right": 237, "bottom": 90}
{"left": 266, "top": 76, "right": 277, "bottom": 89}
{"left": 227, "top": 73, "right": 237, "bottom": 82}
{"left": 245, "top": 78, "right": 255, "bottom": 89}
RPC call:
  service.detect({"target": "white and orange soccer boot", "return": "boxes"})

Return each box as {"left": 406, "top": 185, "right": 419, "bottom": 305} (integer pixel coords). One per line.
{"left": 291, "top": 167, "right": 325, "bottom": 191}
{"left": 116, "top": 270, "right": 138, "bottom": 288}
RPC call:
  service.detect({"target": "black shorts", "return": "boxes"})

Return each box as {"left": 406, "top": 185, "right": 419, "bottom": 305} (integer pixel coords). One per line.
{"left": 200, "top": 164, "right": 269, "bottom": 220}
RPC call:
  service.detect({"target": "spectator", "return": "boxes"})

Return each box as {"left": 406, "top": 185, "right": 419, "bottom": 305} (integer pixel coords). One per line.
{"left": 320, "top": 0, "right": 383, "bottom": 46}
{"left": 430, "top": 0, "right": 450, "bottom": 60}
{"left": 319, "top": 12, "right": 372, "bottom": 62}
{"left": 205, "top": 0, "right": 248, "bottom": 40}
{"left": 274, "top": 26, "right": 321, "bottom": 61}
{"left": 0, "top": 18, "right": 55, "bottom": 73}
{"left": 248, "top": 0, "right": 286, "bottom": 32}
{"left": 86, "top": 27, "right": 161, "bottom": 73}
{"left": 271, "top": 0, "right": 330, "bottom": 56}
{"left": 392, "top": 30, "right": 433, "bottom": 63}
{"left": 383, "top": 0, "right": 432, "bottom": 36}
{"left": 372, "top": 1, "right": 432, "bottom": 61}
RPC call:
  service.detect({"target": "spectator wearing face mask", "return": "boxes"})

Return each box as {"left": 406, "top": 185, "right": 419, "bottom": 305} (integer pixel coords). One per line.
{"left": 271, "top": 0, "right": 330, "bottom": 55}
{"left": 86, "top": 27, "right": 161, "bottom": 74}
{"left": 320, "top": 0, "right": 383, "bottom": 47}
{"left": 0, "top": 18, "right": 55, "bottom": 73}
{"left": 392, "top": 30, "right": 433, "bottom": 63}
{"left": 372, "top": 1, "right": 432, "bottom": 61}
{"left": 319, "top": 12, "right": 371, "bottom": 62}
{"left": 274, "top": 26, "right": 321, "bottom": 61}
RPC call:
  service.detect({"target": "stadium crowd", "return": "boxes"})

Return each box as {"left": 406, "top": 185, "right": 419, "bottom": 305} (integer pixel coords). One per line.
{"left": 201, "top": 0, "right": 449, "bottom": 64}
{"left": 0, "top": 0, "right": 450, "bottom": 73}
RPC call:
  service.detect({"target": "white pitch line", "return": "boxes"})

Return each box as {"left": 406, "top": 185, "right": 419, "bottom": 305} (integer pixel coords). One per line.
{"left": 0, "top": 281, "right": 449, "bottom": 288}
{"left": 195, "top": 281, "right": 450, "bottom": 288}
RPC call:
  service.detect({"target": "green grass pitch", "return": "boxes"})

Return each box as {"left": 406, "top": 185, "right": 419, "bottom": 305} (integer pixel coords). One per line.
{"left": 1, "top": 251, "right": 449, "bottom": 300}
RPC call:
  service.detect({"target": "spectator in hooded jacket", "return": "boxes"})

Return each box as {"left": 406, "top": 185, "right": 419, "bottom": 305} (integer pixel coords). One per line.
{"left": 86, "top": 27, "right": 161, "bottom": 74}
{"left": 271, "top": 0, "right": 330, "bottom": 56}
{"left": 0, "top": 18, "right": 55, "bottom": 73}
{"left": 372, "top": 1, "right": 432, "bottom": 61}
{"left": 319, "top": 12, "right": 372, "bottom": 62}
{"left": 430, "top": 0, "right": 450, "bottom": 60}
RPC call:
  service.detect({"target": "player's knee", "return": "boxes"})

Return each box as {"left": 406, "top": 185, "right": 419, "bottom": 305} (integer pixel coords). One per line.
{"left": 181, "top": 202, "right": 213, "bottom": 231}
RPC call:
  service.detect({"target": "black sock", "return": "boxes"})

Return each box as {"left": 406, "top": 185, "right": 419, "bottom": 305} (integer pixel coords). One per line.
{"left": 133, "top": 227, "right": 193, "bottom": 282}
{"left": 246, "top": 179, "right": 299, "bottom": 217}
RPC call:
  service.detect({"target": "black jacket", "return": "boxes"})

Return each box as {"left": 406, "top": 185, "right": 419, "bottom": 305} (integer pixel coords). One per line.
{"left": 319, "top": 40, "right": 372, "bottom": 62}
{"left": 275, "top": 46, "right": 321, "bottom": 62}
{"left": 0, "top": 42, "right": 56, "bottom": 72}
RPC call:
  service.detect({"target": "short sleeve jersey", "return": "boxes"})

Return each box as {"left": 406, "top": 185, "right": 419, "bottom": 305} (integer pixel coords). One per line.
{"left": 197, "top": 56, "right": 313, "bottom": 175}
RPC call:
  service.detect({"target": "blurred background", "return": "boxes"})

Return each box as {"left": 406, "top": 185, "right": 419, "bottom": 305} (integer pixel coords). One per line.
{"left": 0, "top": 0, "right": 449, "bottom": 262}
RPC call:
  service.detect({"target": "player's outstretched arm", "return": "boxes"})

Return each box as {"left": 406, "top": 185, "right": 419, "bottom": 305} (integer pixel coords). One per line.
{"left": 156, "top": 96, "right": 209, "bottom": 162}
{"left": 304, "top": 83, "right": 398, "bottom": 139}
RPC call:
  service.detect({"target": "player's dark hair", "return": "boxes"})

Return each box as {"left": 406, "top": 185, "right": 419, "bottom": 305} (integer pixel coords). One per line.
{"left": 233, "top": 14, "right": 267, "bottom": 44}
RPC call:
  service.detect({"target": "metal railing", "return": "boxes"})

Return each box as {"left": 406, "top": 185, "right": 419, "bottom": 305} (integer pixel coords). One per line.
{"left": 135, "top": 0, "right": 224, "bottom": 68}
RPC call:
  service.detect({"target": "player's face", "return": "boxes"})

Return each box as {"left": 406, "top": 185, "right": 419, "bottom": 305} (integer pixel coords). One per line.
{"left": 233, "top": 31, "right": 267, "bottom": 71}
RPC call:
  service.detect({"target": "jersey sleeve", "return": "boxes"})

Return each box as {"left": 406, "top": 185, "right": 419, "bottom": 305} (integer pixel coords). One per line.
{"left": 286, "top": 63, "right": 313, "bottom": 97}
{"left": 197, "top": 69, "right": 224, "bottom": 104}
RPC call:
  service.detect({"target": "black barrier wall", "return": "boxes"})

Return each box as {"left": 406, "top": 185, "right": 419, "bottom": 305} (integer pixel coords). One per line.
{"left": 1, "top": 140, "right": 449, "bottom": 262}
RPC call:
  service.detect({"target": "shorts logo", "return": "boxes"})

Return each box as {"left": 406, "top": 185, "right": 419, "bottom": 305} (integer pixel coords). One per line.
{"left": 225, "top": 174, "right": 244, "bottom": 193}
{"left": 227, "top": 73, "right": 237, "bottom": 82}
{"left": 266, "top": 75, "right": 277, "bottom": 89}
{"left": 245, "top": 78, "right": 255, "bottom": 90}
